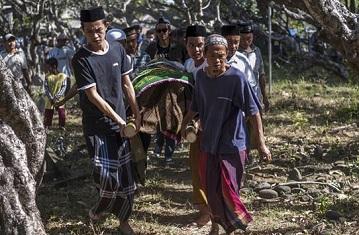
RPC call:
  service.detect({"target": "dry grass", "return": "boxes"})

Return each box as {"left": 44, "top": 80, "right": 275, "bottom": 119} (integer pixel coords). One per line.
{"left": 38, "top": 70, "right": 359, "bottom": 234}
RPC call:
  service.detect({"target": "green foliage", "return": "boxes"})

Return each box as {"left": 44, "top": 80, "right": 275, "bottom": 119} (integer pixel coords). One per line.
{"left": 292, "top": 111, "right": 309, "bottom": 127}
{"left": 317, "top": 196, "right": 333, "bottom": 214}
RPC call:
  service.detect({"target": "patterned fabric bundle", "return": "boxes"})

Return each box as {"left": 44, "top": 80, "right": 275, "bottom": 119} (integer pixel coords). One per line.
{"left": 132, "top": 59, "right": 193, "bottom": 135}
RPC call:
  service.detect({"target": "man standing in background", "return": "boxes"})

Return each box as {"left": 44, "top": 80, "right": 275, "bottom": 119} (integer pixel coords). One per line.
{"left": 47, "top": 33, "right": 75, "bottom": 78}
{"left": 1, "top": 33, "right": 31, "bottom": 93}
{"left": 221, "top": 24, "right": 258, "bottom": 101}
{"left": 239, "top": 22, "right": 270, "bottom": 112}
{"left": 47, "top": 33, "right": 75, "bottom": 94}
{"left": 183, "top": 24, "right": 210, "bottom": 227}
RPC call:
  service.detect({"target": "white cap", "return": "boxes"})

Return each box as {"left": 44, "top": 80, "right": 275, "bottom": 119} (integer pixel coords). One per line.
{"left": 4, "top": 33, "right": 16, "bottom": 41}
{"left": 106, "top": 28, "right": 126, "bottom": 43}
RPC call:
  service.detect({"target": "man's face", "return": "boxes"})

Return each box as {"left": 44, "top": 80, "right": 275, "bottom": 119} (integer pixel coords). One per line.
{"left": 204, "top": 44, "right": 228, "bottom": 71}
{"left": 82, "top": 20, "right": 108, "bottom": 48}
{"left": 126, "top": 32, "right": 138, "bottom": 55}
{"left": 156, "top": 23, "right": 170, "bottom": 42}
{"left": 240, "top": 33, "right": 253, "bottom": 49}
{"left": 5, "top": 38, "right": 16, "bottom": 51}
{"left": 186, "top": 36, "right": 205, "bottom": 61}
{"left": 225, "top": 35, "right": 240, "bottom": 58}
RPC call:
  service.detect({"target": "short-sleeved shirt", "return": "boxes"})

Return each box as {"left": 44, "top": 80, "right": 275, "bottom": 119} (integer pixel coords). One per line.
{"left": 239, "top": 45, "right": 265, "bottom": 97}
{"left": 184, "top": 58, "right": 207, "bottom": 81}
{"left": 72, "top": 41, "right": 132, "bottom": 135}
{"left": 44, "top": 73, "right": 67, "bottom": 109}
{"left": 146, "top": 41, "right": 187, "bottom": 63}
{"left": 191, "top": 66, "right": 260, "bottom": 155}
{"left": 47, "top": 45, "right": 75, "bottom": 77}
{"left": 228, "top": 51, "right": 260, "bottom": 101}
{"left": 127, "top": 50, "right": 151, "bottom": 79}
{"left": 0, "top": 49, "right": 28, "bottom": 86}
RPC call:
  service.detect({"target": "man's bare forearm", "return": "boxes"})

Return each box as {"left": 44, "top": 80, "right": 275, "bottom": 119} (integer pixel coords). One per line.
{"left": 64, "top": 84, "right": 78, "bottom": 102}
{"left": 248, "top": 112, "right": 265, "bottom": 148}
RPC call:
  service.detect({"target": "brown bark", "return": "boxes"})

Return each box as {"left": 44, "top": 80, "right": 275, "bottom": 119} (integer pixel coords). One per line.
{"left": 0, "top": 123, "right": 46, "bottom": 234}
{"left": 0, "top": 58, "right": 46, "bottom": 233}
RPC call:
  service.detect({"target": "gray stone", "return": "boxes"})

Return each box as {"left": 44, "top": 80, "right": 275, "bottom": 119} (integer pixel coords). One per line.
{"left": 255, "top": 182, "right": 271, "bottom": 192}
{"left": 274, "top": 185, "right": 292, "bottom": 195}
{"left": 300, "top": 195, "right": 311, "bottom": 202}
{"left": 258, "top": 189, "right": 279, "bottom": 199}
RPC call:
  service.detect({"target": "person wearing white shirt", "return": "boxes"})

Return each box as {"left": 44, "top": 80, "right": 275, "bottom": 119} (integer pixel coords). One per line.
{"left": 1, "top": 33, "right": 31, "bottom": 93}
{"left": 183, "top": 24, "right": 211, "bottom": 229}
{"left": 221, "top": 25, "right": 260, "bottom": 106}
{"left": 47, "top": 33, "right": 75, "bottom": 78}
{"left": 239, "top": 22, "right": 270, "bottom": 112}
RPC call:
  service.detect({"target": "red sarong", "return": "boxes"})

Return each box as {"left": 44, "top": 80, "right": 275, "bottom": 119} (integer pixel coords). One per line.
{"left": 199, "top": 150, "right": 252, "bottom": 233}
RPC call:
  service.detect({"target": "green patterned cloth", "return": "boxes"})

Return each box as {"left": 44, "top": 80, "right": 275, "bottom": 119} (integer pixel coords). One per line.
{"left": 133, "top": 67, "right": 192, "bottom": 96}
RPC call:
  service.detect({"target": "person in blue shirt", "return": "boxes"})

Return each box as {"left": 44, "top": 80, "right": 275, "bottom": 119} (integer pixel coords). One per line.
{"left": 182, "top": 34, "right": 271, "bottom": 235}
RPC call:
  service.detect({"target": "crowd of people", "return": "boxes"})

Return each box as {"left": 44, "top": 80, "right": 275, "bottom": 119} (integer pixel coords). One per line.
{"left": 1, "top": 5, "right": 272, "bottom": 235}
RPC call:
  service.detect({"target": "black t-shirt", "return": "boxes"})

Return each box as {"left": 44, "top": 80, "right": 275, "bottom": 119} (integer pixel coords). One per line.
{"left": 146, "top": 41, "right": 188, "bottom": 63}
{"left": 72, "top": 41, "right": 132, "bottom": 135}
{"left": 156, "top": 44, "right": 170, "bottom": 58}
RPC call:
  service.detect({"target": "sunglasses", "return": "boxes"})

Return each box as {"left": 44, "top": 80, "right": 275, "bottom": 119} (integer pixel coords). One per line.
{"left": 156, "top": 28, "right": 168, "bottom": 33}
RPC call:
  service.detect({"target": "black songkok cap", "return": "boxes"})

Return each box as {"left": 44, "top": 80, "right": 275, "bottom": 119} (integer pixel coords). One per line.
{"left": 186, "top": 25, "right": 207, "bottom": 38}
{"left": 157, "top": 17, "right": 170, "bottom": 25}
{"left": 123, "top": 26, "right": 137, "bottom": 37}
{"left": 80, "top": 6, "right": 105, "bottom": 22}
{"left": 221, "top": 25, "right": 240, "bottom": 36}
{"left": 239, "top": 22, "right": 254, "bottom": 33}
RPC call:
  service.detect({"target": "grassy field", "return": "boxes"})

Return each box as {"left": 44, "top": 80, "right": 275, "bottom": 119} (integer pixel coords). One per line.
{"left": 37, "top": 67, "right": 359, "bottom": 235}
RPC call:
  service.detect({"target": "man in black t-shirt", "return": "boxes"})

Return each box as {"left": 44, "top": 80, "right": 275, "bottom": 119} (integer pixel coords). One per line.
{"left": 72, "top": 6, "right": 140, "bottom": 234}
{"left": 146, "top": 17, "right": 187, "bottom": 63}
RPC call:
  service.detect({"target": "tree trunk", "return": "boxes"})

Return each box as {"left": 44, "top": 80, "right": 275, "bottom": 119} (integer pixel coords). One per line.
{"left": 266, "top": 0, "right": 359, "bottom": 77}
{"left": 0, "top": 59, "right": 46, "bottom": 234}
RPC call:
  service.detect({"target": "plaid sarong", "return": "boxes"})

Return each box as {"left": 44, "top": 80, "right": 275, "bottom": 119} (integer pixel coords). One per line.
{"left": 85, "top": 134, "right": 136, "bottom": 221}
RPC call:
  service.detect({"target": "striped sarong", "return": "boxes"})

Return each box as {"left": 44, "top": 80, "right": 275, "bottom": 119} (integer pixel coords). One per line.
{"left": 199, "top": 150, "right": 252, "bottom": 233}
{"left": 85, "top": 134, "right": 136, "bottom": 221}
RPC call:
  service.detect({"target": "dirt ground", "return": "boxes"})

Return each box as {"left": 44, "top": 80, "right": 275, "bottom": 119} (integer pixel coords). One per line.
{"left": 37, "top": 71, "right": 359, "bottom": 235}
